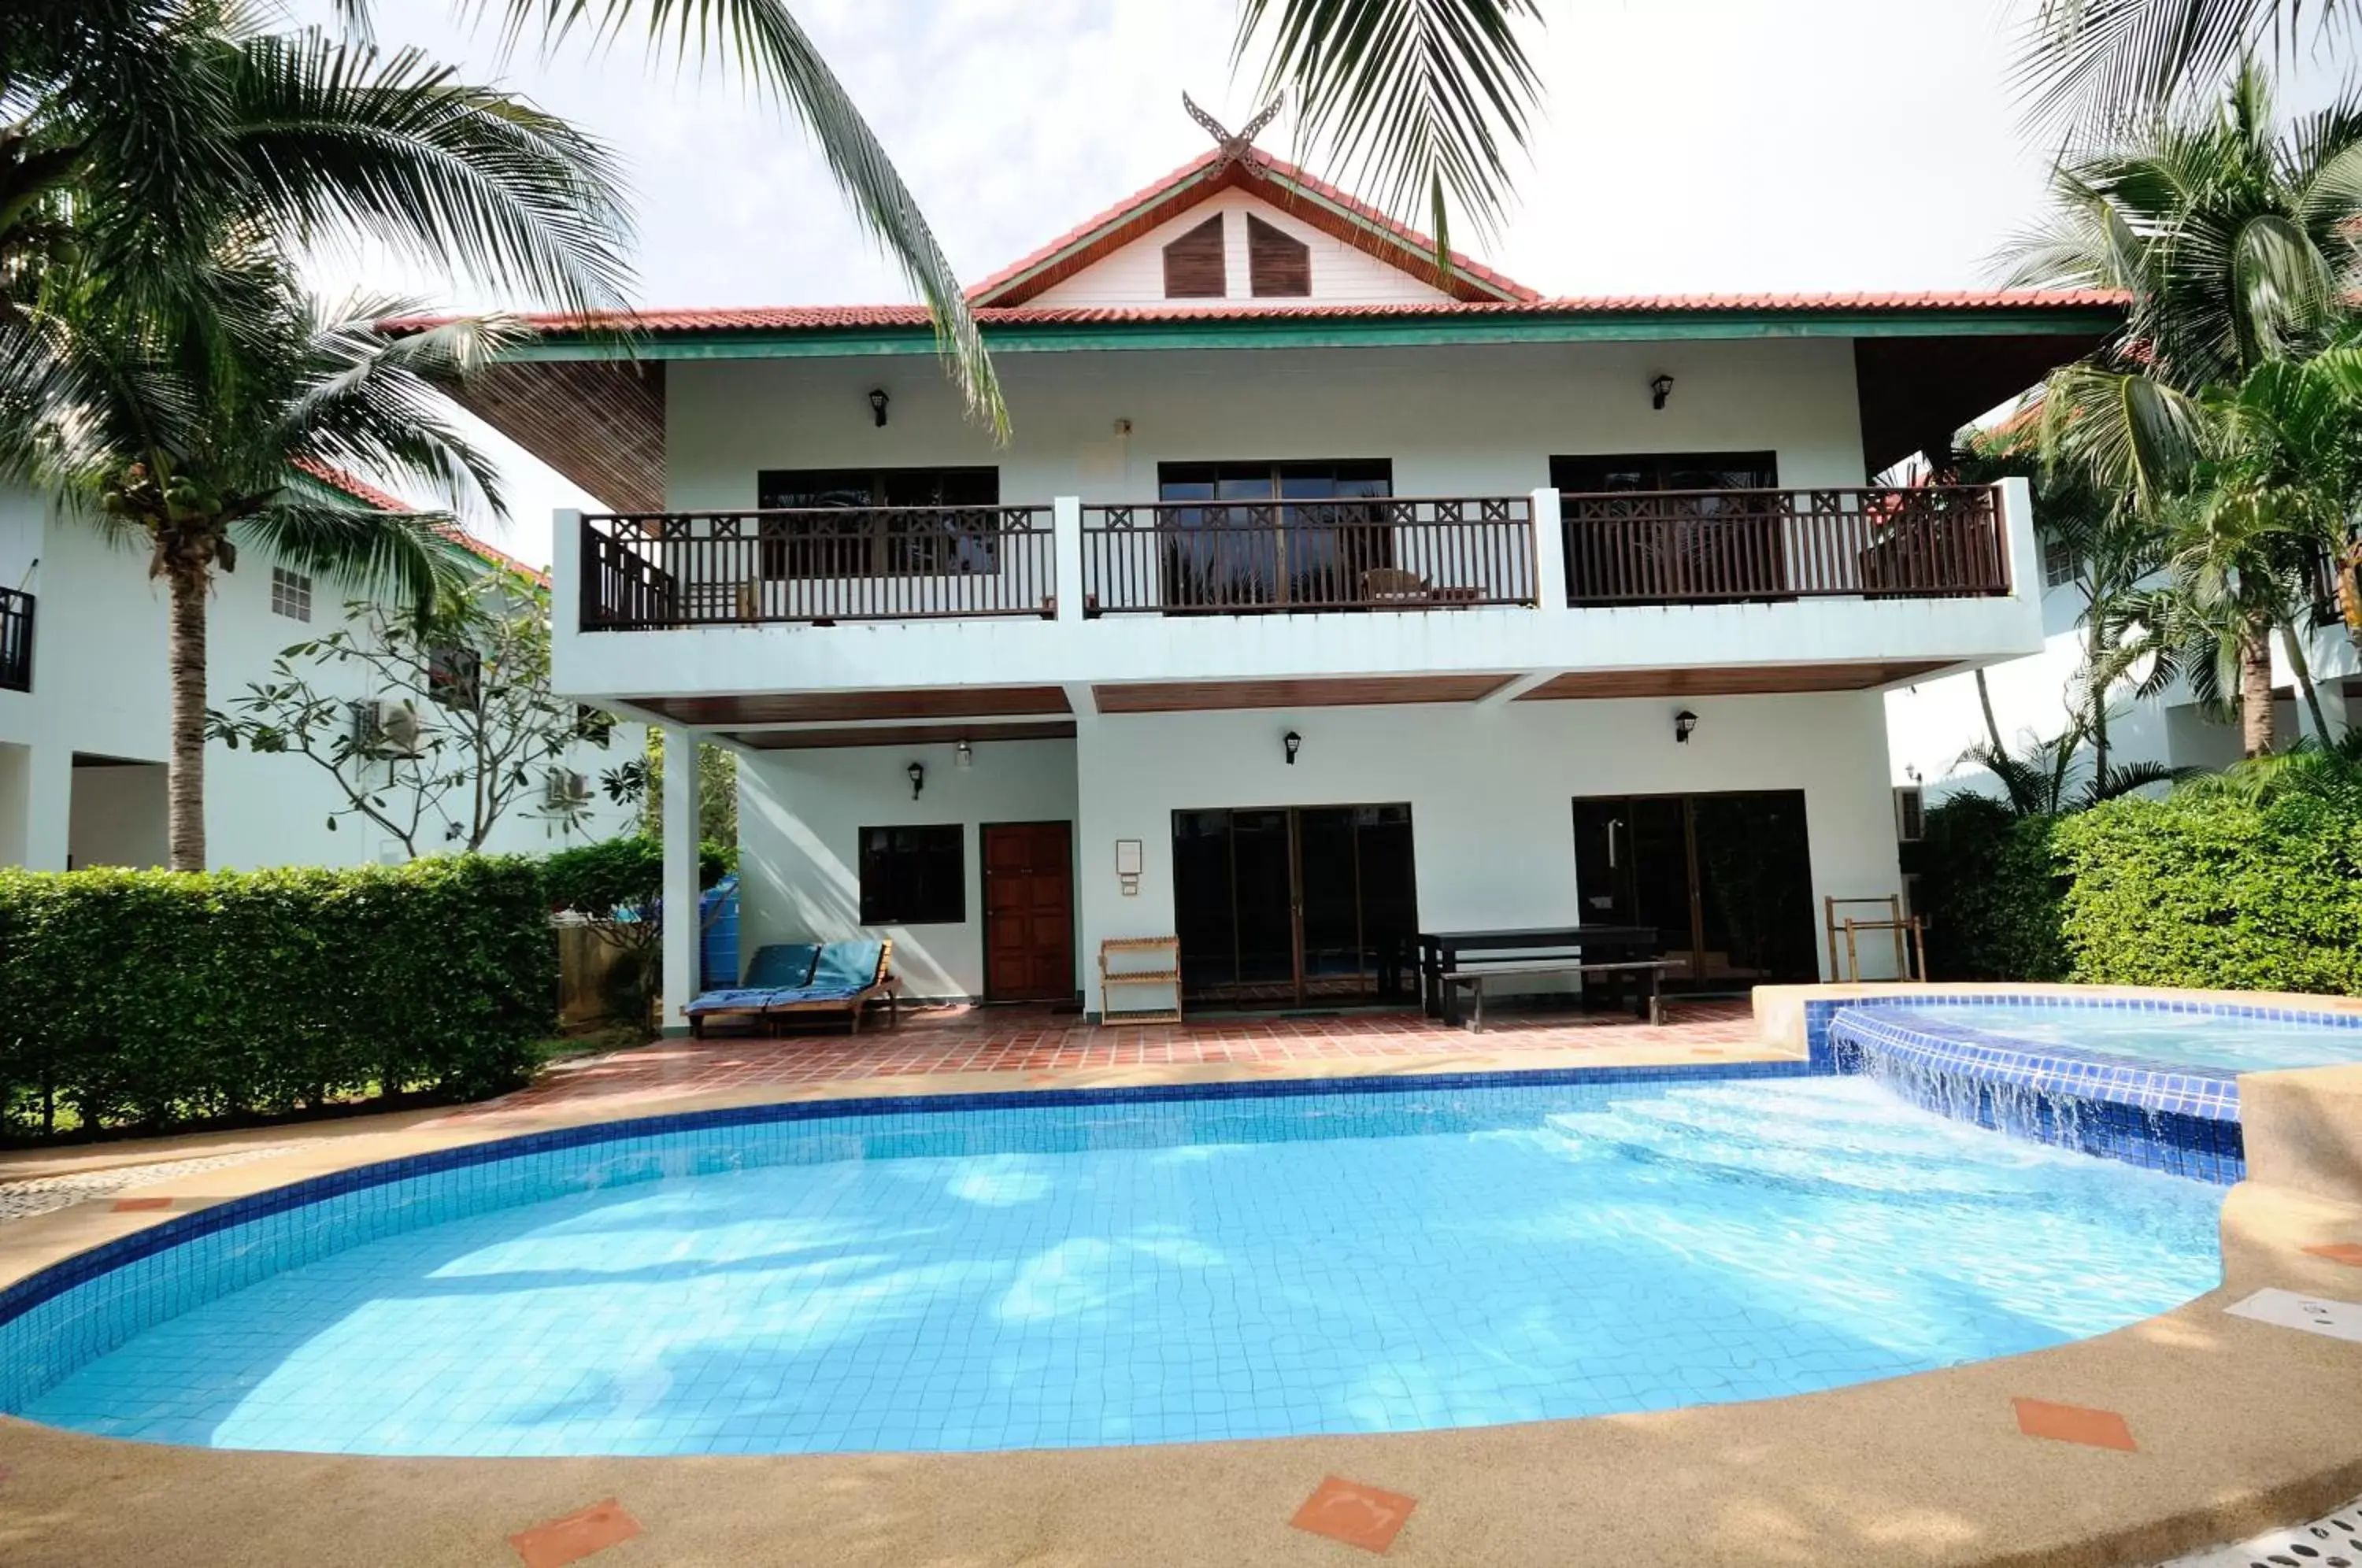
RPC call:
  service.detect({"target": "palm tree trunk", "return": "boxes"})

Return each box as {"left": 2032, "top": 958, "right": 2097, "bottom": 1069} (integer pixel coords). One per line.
{"left": 2086, "top": 613, "right": 2109, "bottom": 782}
{"left": 2281, "top": 619, "right": 2333, "bottom": 741}
{"left": 165, "top": 564, "right": 208, "bottom": 871}
{"left": 2239, "top": 624, "right": 2278, "bottom": 758}
{"left": 1974, "top": 668, "right": 2004, "bottom": 754}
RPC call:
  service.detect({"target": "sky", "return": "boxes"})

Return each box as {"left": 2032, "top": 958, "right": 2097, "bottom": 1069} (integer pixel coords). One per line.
{"left": 302, "top": 1, "right": 2340, "bottom": 560}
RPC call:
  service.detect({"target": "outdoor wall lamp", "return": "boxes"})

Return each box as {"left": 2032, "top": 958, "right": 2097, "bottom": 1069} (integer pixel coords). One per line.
{"left": 907, "top": 760, "right": 925, "bottom": 798}
{"left": 868, "top": 388, "right": 890, "bottom": 427}
{"left": 954, "top": 738, "right": 973, "bottom": 770}
{"left": 1283, "top": 730, "right": 1302, "bottom": 765}
{"left": 1650, "top": 374, "right": 1675, "bottom": 410}
{"left": 1673, "top": 709, "right": 1698, "bottom": 744}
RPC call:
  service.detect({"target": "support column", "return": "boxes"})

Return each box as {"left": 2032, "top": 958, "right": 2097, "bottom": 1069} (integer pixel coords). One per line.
{"left": 1052, "top": 495, "right": 1084, "bottom": 623}
{"left": 660, "top": 724, "right": 702, "bottom": 1036}
{"left": 1529, "top": 486, "right": 1566, "bottom": 613}
{"left": 0, "top": 742, "right": 74, "bottom": 871}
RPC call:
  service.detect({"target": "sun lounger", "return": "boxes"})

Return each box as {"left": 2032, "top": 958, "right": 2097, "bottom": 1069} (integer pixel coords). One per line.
{"left": 760, "top": 939, "right": 901, "bottom": 1035}
{"left": 683, "top": 943, "right": 818, "bottom": 1037}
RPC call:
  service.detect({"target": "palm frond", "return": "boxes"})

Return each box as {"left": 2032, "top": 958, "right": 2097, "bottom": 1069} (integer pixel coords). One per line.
{"left": 2014, "top": 0, "right": 2357, "bottom": 132}
{"left": 239, "top": 499, "right": 464, "bottom": 618}
{"left": 1235, "top": 0, "right": 1544, "bottom": 274}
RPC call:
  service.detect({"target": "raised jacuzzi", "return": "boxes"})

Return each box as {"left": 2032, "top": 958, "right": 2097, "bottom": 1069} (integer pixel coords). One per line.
{"left": 1826, "top": 992, "right": 2362, "bottom": 1182}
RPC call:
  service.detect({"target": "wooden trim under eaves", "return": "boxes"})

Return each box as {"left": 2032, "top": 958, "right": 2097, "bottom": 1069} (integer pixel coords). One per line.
{"left": 726, "top": 721, "right": 1078, "bottom": 751}
{"left": 1515, "top": 662, "right": 1953, "bottom": 701}
{"left": 1092, "top": 675, "right": 1513, "bottom": 712}
{"left": 629, "top": 686, "right": 1073, "bottom": 728}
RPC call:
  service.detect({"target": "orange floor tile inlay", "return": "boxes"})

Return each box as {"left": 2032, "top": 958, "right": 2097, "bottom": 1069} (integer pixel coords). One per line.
{"left": 452, "top": 999, "right": 1761, "bottom": 1122}
{"left": 109, "top": 1196, "right": 172, "bottom": 1212}
{"left": 2304, "top": 1242, "right": 2362, "bottom": 1268}
{"left": 508, "top": 1498, "right": 642, "bottom": 1568}
{"left": 1290, "top": 1476, "right": 1418, "bottom": 1554}
{"left": 2012, "top": 1397, "right": 2138, "bottom": 1452}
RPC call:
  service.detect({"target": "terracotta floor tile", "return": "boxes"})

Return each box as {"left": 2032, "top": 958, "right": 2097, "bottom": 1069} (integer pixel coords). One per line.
{"left": 509, "top": 1498, "right": 641, "bottom": 1568}
{"left": 2303, "top": 1242, "right": 2362, "bottom": 1267}
{"left": 2012, "top": 1397, "right": 2138, "bottom": 1452}
{"left": 1290, "top": 1476, "right": 1417, "bottom": 1554}
{"left": 110, "top": 1196, "right": 172, "bottom": 1212}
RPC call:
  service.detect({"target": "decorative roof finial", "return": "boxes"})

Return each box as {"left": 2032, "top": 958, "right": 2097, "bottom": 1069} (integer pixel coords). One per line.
{"left": 1183, "top": 92, "right": 1281, "bottom": 170}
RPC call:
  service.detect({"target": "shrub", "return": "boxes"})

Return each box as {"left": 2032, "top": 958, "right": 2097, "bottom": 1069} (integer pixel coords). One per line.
{"left": 1916, "top": 796, "right": 2071, "bottom": 982}
{"left": 539, "top": 834, "right": 730, "bottom": 919}
{"left": 2054, "top": 786, "right": 2362, "bottom": 994}
{"left": 0, "top": 856, "right": 555, "bottom": 1140}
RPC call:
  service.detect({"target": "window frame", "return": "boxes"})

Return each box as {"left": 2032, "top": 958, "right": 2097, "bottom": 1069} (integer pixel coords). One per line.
{"left": 753, "top": 466, "right": 1001, "bottom": 581}
{"left": 269, "top": 565, "right": 313, "bottom": 622}
{"left": 858, "top": 823, "right": 967, "bottom": 925}
{"left": 1161, "top": 213, "right": 1227, "bottom": 299}
{"left": 1246, "top": 213, "right": 1311, "bottom": 298}
{"left": 2042, "top": 536, "right": 2081, "bottom": 590}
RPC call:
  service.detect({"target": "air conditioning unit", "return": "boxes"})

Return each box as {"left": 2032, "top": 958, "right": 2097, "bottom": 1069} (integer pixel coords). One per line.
{"left": 1894, "top": 785, "right": 1927, "bottom": 844}
{"left": 542, "top": 768, "right": 592, "bottom": 810}
{"left": 353, "top": 699, "right": 427, "bottom": 759}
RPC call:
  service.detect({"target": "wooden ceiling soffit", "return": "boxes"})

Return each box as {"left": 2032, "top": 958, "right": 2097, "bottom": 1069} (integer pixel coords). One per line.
{"left": 1092, "top": 675, "right": 1512, "bottom": 713}
{"left": 1853, "top": 334, "right": 2103, "bottom": 475}
{"left": 1515, "top": 662, "right": 1951, "bottom": 701}
{"left": 727, "top": 721, "right": 1079, "bottom": 751}
{"left": 450, "top": 360, "right": 665, "bottom": 512}
{"left": 629, "top": 686, "right": 1073, "bottom": 727}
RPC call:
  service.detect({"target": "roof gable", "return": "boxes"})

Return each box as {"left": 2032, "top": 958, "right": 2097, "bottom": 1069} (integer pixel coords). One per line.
{"left": 968, "top": 150, "right": 1538, "bottom": 308}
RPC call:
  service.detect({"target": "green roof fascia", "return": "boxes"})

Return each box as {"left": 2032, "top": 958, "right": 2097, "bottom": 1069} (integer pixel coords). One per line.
{"left": 502, "top": 306, "right": 2124, "bottom": 364}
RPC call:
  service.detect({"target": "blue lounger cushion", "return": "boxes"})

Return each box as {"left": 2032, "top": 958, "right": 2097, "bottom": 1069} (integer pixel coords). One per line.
{"left": 809, "top": 940, "right": 887, "bottom": 991}
{"left": 758, "top": 983, "right": 864, "bottom": 1008}
{"left": 684, "top": 987, "right": 783, "bottom": 1016}
{"left": 742, "top": 943, "right": 821, "bottom": 989}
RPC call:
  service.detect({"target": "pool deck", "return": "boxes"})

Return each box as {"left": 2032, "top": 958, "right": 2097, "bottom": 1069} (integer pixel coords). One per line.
{"left": 1, "top": 987, "right": 2360, "bottom": 1566}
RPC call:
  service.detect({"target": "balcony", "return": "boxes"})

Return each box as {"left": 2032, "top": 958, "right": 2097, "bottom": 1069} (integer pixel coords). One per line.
{"left": 574, "top": 486, "right": 2012, "bottom": 634}
{"left": 0, "top": 586, "right": 30, "bottom": 692}
{"left": 1079, "top": 497, "right": 1535, "bottom": 615}
{"left": 1561, "top": 485, "right": 2008, "bottom": 605}
{"left": 579, "top": 506, "right": 1057, "bottom": 630}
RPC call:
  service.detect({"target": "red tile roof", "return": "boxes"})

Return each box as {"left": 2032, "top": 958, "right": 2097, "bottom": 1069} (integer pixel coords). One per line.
{"left": 379, "top": 288, "right": 2126, "bottom": 339}
{"left": 964, "top": 148, "right": 1540, "bottom": 305}
{"left": 294, "top": 458, "right": 551, "bottom": 587}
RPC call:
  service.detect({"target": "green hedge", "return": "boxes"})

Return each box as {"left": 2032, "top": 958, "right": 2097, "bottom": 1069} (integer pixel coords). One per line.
{"left": 2054, "top": 787, "right": 2362, "bottom": 994}
{"left": 1919, "top": 786, "right": 2362, "bottom": 995}
{"left": 540, "top": 834, "right": 731, "bottom": 919}
{"left": 0, "top": 856, "right": 555, "bottom": 1140}
{"left": 1916, "top": 797, "right": 2071, "bottom": 982}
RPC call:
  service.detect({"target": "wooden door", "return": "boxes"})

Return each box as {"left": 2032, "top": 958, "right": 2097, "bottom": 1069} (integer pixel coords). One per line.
{"left": 983, "top": 821, "right": 1075, "bottom": 1001}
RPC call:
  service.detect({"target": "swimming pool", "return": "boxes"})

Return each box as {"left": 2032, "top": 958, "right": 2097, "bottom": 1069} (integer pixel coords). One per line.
{"left": 0, "top": 1071, "right": 2220, "bottom": 1456}
{"left": 1889, "top": 1000, "right": 2362, "bottom": 1074}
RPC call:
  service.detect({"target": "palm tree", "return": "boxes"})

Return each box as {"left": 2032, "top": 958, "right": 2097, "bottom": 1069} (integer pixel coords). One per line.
{"left": 2012, "top": 62, "right": 2362, "bottom": 753}
{"left": 2016, "top": 0, "right": 2361, "bottom": 131}
{"left": 1954, "top": 724, "right": 2193, "bottom": 816}
{"left": 11, "top": 256, "right": 521, "bottom": 868}
{"left": 1235, "top": 0, "right": 1548, "bottom": 269}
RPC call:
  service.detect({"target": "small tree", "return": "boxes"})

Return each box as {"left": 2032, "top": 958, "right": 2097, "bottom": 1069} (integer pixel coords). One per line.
{"left": 209, "top": 574, "right": 616, "bottom": 856}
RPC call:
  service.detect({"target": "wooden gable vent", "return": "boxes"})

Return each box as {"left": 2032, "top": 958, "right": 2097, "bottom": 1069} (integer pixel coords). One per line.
{"left": 1162, "top": 215, "right": 1227, "bottom": 299}
{"left": 1247, "top": 214, "right": 1311, "bottom": 298}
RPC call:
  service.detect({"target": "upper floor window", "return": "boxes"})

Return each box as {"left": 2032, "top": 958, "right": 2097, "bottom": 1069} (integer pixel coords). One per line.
{"left": 1554, "top": 453, "right": 1783, "bottom": 604}
{"left": 1552, "top": 453, "right": 1779, "bottom": 496}
{"left": 427, "top": 645, "right": 481, "bottom": 708}
{"left": 270, "top": 566, "right": 313, "bottom": 622}
{"left": 1156, "top": 460, "right": 1394, "bottom": 607}
{"left": 754, "top": 467, "right": 1001, "bottom": 579}
{"left": 1246, "top": 215, "right": 1310, "bottom": 298}
{"left": 1162, "top": 214, "right": 1226, "bottom": 298}
{"left": 2042, "top": 537, "right": 2080, "bottom": 590}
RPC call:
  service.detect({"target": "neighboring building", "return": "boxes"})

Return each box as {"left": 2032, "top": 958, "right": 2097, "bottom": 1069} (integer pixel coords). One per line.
{"left": 1886, "top": 529, "right": 2361, "bottom": 802}
{"left": 413, "top": 137, "right": 2120, "bottom": 1019}
{"left": 0, "top": 469, "right": 642, "bottom": 871}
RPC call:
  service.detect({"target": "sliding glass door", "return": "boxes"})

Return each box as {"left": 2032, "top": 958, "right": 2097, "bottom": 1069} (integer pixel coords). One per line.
{"left": 1572, "top": 791, "right": 1816, "bottom": 988}
{"left": 1172, "top": 804, "right": 1417, "bottom": 1005}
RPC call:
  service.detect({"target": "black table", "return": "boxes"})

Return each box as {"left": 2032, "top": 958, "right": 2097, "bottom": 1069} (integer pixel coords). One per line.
{"left": 1415, "top": 925, "right": 1661, "bottom": 1026}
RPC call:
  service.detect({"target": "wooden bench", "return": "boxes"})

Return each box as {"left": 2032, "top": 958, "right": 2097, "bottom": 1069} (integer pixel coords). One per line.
{"left": 1440, "top": 958, "right": 1675, "bottom": 1033}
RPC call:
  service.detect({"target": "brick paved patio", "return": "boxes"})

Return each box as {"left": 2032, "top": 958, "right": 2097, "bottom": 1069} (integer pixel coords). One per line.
{"left": 455, "top": 998, "right": 1768, "bottom": 1120}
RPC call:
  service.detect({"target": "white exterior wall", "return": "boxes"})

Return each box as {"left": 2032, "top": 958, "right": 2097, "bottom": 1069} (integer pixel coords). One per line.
{"left": 1028, "top": 190, "right": 1454, "bottom": 308}
{"left": 1885, "top": 571, "right": 2351, "bottom": 795}
{"left": 729, "top": 693, "right": 1906, "bottom": 1002}
{"left": 0, "top": 490, "right": 644, "bottom": 871}
{"left": 739, "top": 737, "right": 1080, "bottom": 998}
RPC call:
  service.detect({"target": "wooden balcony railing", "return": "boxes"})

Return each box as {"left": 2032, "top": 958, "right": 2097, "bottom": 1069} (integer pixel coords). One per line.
{"left": 1080, "top": 496, "right": 1535, "bottom": 615}
{"left": 1561, "top": 485, "right": 2009, "bottom": 605}
{"left": 579, "top": 507, "right": 1057, "bottom": 630}
{"left": 0, "top": 586, "right": 30, "bottom": 692}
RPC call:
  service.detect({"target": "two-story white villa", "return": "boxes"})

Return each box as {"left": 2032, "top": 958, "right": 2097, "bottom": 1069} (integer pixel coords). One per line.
{"left": 0, "top": 468, "right": 642, "bottom": 871}
{"left": 411, "top": 144, "right": 2120, "bottom": 1023}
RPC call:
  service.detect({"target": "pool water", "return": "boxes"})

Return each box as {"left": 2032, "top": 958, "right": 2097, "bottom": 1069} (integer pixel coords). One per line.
{"left": 16, "top": 1076, "right": 2221, "bottom": 1456}
{"left": 1897, "top": 1002, "right": 2362, "bottom": 1073}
